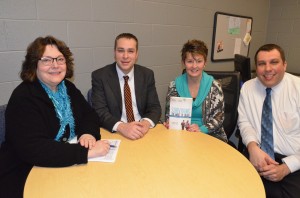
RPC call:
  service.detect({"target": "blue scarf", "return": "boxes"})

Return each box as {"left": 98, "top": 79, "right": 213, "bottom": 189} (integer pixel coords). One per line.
{"left": 40, "top": 80, "right": 75, "bottom": 141}
{"left": 175, "top": 72, "right": 213, "bottom": 127}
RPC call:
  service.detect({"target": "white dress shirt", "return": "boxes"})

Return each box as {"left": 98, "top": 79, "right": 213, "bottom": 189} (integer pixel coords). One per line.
{"left": 238, "top": 73, "right": 300, "bottom": 173}
{"left": 112, "top": 64, "right": 154, "bottom": 131}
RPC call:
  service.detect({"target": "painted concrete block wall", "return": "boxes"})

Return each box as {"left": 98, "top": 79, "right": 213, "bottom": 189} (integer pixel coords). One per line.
{"left": 267, "top": 0, "right": 300, "bottom": 74}
{"left": 0, "top": 0, "right": 270, "bottom": 121}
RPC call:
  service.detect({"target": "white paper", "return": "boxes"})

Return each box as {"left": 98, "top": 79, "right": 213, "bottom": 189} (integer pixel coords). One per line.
{"left": 246, "top": 19, "right": 252, "bottom": 32}
{"left": 228, "top": 17, "right": 241, "bottom": 35}
{"left": 88, "top": 139, "right": 121, "bottom": 163}
{"left": 234, "top": 38, "right": 242, "bottom": 55}
{"left": 243, "top": 33, "right": 252, "bottom": 46}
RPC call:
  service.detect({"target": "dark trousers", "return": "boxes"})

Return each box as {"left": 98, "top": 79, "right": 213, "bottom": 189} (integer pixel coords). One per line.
{"left": 244, "top": 151, "right": 300, "bottom": 198}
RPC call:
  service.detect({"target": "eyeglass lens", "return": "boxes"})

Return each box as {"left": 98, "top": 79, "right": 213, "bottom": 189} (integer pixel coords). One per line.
{"left": 40, "top": 57, "right": 66, "bottom": 66}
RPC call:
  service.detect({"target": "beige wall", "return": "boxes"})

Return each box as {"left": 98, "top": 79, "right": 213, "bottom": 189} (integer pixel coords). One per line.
{"left": 266, "top": 0, "right": 300, "bottom": 74}
{"left": 0, "top": 0, "right": 270, "bottom": 116}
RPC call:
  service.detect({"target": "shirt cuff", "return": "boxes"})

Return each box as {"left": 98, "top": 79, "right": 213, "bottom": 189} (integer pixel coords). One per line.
{"left": 140, "top": 118, "right": 155, "bottom": 128}
{"left": 112, "top": 121, "right": 123, "bottom": 132}
{"left": 282, "top": 155, "right": 300, "bottom": 173}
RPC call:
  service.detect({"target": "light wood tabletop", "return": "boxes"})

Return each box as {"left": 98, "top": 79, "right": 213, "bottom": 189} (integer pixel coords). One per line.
{"left": 24, "top": 124, "right": 265, "bottom": 198}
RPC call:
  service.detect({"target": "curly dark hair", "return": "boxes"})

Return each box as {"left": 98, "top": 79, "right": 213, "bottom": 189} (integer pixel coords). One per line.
{"left": 181, "top": 40, "right": 208, "bottom": 62}
{"left": 20, "top": 36, "right": 74, "bottom": 82}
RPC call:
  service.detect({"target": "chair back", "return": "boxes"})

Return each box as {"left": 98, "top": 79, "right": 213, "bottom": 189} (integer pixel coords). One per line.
{"left": 0, "top": 104, "right": 7, "bottom": 146}
{"left": 205, "top": 71, "right": 241, "bottom": 139}
{"left": 87, "top": 88, "right": 92, "bottom": 107}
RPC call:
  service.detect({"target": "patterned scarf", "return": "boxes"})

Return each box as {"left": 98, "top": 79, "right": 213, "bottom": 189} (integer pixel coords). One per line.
{"left": 40, "top": 80, "right": 75, "bottom": 141}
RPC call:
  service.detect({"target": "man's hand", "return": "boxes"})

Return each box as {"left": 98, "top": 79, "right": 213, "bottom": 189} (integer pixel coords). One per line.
{"left": 259, "top": 161, "right": 290, "bottom": 182}
{"left": 139, "top": 119, "right": 151, "bottom": 133}
{"left": 248, "top": 142, "right": 278, "bottom": 170}
{"left": 117, "top": 122, "right": 148, "bottom": 140}
{"left": 247, "top": 141, "right": 291, "bottom": 181}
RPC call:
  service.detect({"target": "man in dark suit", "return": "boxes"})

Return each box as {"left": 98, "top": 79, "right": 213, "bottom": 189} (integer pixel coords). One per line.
{"left": 91, "top": 33, "right": 161, "bottom": 140}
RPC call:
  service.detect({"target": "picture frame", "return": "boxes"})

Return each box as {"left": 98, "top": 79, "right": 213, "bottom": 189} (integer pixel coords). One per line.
{"left": 211, "top": 12, "right": 253, "bottom": 62}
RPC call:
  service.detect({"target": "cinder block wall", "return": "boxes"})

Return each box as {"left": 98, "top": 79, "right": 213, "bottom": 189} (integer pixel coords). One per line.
{"left": 0, "top": 0, "right": 270, "bottom": 119}
{"left": 266, "top": 0, "right": 300, "bottom": 74}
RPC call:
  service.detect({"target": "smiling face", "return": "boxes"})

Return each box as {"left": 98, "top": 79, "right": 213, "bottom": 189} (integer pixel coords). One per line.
{"left": 256, "top": 49, "right": 286, "bottom": 88}
{"left": 114, "top": 38, "right": 138, "bottom": 74}
{"left": 184, "top": 53, "right": 206, "bottom": 79}
{"left": 36, "top": 45, "right": 66, "bottom": 91}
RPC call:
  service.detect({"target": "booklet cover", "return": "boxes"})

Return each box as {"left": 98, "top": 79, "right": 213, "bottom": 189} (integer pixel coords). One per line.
{"left": 169, "top": 97, "right": 193, "bottom": 130}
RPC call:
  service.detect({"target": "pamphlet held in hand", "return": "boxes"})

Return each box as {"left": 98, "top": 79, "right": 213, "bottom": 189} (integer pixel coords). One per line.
{"left": 169, "top": 97, "right": 192, "bottom": 130}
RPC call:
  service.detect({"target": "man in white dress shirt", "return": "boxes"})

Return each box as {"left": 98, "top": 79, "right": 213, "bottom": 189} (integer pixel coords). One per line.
{"left": 238, "top": 44, "right": 300, "bottom": 198}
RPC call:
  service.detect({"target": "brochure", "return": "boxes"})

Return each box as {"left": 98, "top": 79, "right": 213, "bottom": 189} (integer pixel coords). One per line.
{"left": 169, "top": 97, "right": 192, "bottom": 130}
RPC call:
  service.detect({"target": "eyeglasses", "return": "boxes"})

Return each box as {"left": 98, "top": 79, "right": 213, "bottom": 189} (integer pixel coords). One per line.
{"left": 39, "top": 56, "right": 66, "bottom": 66}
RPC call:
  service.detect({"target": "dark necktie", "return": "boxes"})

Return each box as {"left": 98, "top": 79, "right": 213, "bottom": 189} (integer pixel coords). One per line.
{"left": 123, "top": 76, "right": 135, "bottom": 122}
{"left": 261, "top": 88, "right": 274, "bottom": 159}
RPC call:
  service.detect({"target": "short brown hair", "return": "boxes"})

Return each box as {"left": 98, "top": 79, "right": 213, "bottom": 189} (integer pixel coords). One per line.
{"left": 181, "top": 40, "right": 208, "bottom": 62}
{"left": 254, "top": 44, "right": 286, "bottom": 66}
{"left": 114, "top": 33, "right": 138, "bottom": 51}
{"left": 20, "top": 36, "right": 74, "bottom": 82}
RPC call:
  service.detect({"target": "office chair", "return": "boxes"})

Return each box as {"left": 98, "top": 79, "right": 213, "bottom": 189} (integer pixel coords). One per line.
{"left": 205, "top": 71, "right": 241, "bottom": 148}
{"left": 87, "top": 88, "right": 93, "bottom": 107}
{"left": 0, "top": 104, "right": 7, "bottom": 147}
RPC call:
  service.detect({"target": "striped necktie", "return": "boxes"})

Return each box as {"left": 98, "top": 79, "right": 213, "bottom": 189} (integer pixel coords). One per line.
{"left": 123, "top": 76, "right": 135, "bottom": 122}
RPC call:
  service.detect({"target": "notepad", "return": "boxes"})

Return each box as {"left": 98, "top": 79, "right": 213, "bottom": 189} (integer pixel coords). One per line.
{"left": 88, "top": 139, "right": 121, "bottom": 163}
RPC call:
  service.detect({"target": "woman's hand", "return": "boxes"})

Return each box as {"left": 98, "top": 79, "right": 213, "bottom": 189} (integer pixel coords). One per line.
{"left": 88, "top": 140, "right": 110, "bottom": 158}
{"left": 163, "top": 119, "right": 169, "bottom": 129}
{"left": 186, "top": 124, "right": 199, "bottom": 132}
{"left": 79, "top": 134, "right": 96, "bottom": 149}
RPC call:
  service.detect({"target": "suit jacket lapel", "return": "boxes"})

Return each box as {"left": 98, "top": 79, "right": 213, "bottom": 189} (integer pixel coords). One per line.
{"left": 107, "top": 64, "right": 122, "bottom": 112}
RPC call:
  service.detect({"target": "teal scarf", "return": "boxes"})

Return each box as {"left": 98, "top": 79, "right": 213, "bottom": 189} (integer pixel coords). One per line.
{"left": 175, "top": 72, "right": 213, "bottom": 127}
{"left": 40, "top": 80, "right": 75, "bottom": 141}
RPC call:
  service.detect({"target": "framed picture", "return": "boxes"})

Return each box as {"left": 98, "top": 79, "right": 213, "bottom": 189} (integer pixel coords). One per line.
{"left": 211, "top": 12, "right": 253, "bottom": 62}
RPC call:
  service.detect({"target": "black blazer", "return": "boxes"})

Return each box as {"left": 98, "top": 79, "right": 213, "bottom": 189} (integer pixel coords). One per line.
{"left": 0, "top": 79, "right": 100, "bottom": 197}
{"left": 91, "top": 63, "right": 161, "bottom": 131}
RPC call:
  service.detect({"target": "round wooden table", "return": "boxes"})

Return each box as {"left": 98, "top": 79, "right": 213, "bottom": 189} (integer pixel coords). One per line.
{"left": 24, "top": 124, "right": 265, "bottom": 198}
